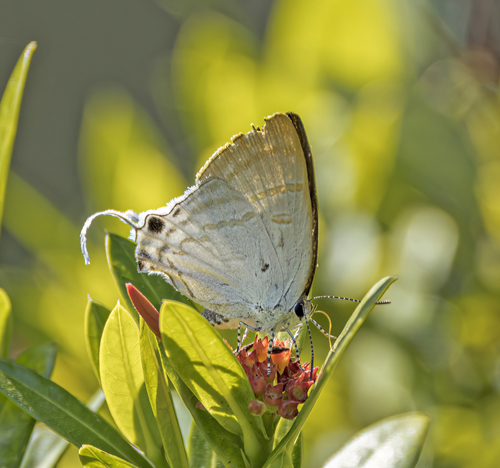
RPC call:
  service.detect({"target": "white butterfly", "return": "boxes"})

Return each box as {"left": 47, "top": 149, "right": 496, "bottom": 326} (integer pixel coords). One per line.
{"left": 81, "top": 113, "right": 377, "bottom": 365}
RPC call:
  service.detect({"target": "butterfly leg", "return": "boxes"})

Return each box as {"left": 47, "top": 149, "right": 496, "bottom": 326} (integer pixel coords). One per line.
{"left": 286, "top": 326, "right": 302, "bottom": 364}
{"left": 310, "top": 318, "right": 336, "bottom": 339}
{"left": 236, "top": 321, "right": 258, "bottom": 353}
{"left": 267, "top": 330, "right": 275, "bottom": 377}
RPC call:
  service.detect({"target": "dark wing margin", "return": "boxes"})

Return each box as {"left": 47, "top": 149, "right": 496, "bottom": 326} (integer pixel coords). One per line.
{"left": 286, "top": 112, "right": 318, "bottom": 297}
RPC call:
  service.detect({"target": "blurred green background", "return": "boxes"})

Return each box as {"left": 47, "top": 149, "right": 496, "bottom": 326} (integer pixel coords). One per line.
{"left": 1, "top": 0, "right": 500, "bottom": 466}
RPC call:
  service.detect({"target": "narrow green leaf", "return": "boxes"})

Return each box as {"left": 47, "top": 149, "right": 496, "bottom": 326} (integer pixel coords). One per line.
{"left": 140, "top": 322, "right": 188, "bottom": 468}
{"left": 0, "top": 42, "right": 37, "bottom": 232}
{"left": 323, "top": 412, "right": 430, "bottom": 468}
{"left": 187, "top": 422, "right": 217, "bottom": 468}
{"left": 263, "top": 277, "right": 397, "bottom": 468}
{"left": 105, "top": 233, "right": 195, "bottom": 318}
{"left": 291, "top": 433, "right": 302, "bottom": 468}
{"left": 0, "top": 342, "right": 57, "bottom": 468}
{"left": 100, "top": 304, "right": 167, "bottom": 468}
{"left": 85, "top": 299, "right": 112, "bottom": 383}
{"left": 157, "top": 342, "right": 247, "bottom": 468}
{"left": 79, "top": 445, "right": 138, "bottom": 467}
{"left": 20, "top": 390, "right": 106, "bottom": 468}
{"left": 0, "top": 288, "right": 13, "bottom": 359}
{"left": 0, "top": 360, "right": 152, "bottom": 468}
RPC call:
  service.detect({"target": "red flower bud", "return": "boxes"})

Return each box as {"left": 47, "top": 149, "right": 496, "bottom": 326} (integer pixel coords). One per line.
{"left": 278, "top": 400, "right": 299, "bottom": 420}
{"left": 248, "top": 400, "right": 266, "bottom": 416}
{"left": 248, "top": 373, "right": 267, "bottom": 397}
{"left": 263, "top": 383, "right": 283, "bottom": 406}
{"left": 126, "top": 283, "right": 161, "bottom": 340}
{"left": 285, "top": 379, "right": 313, "bottom": 403}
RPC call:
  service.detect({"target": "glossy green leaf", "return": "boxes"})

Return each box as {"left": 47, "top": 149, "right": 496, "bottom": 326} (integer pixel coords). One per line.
{"left": 291, "top": 433, "right": 302, "bottom": 468}
{"left": 79, "top": 445, "right": 138, "bottom": 467}
{"left": 0, "top": 359, "right": 152, "bottom": 468}
{"left": 100, "top": 303, "right": 167, "bottom": 468}
{"left": 85, "top": 298, "right": 112, "bottom": 384}
{"left": 263, "top": 277, "right": 397, "bottom": 468}
{"left": 157, "top": 342, "right": 247, "bottom": 468}
{"left": 140, "top": 322, "right": 188, "bottom": 468}
{"left": 159, "top": 300, "right": 270, "bottom": 466}
{"left": 0, "top": 342, "right": 57, "bottom": 468}
{"left": 0, "top": 42, "right": 37, "bottom": 232}
{"left": 323, "top": 412, "right": 429, "bottom": 468}
{"left": 20, "top": 390, "right": 105, "bottom": 468}
{"left": 187, "top": 421, "right": 214, "bottom": 468}
{"left": 106, "top": 233, "right": 195, "bottom": 317}
{"left": 0, "top": 288, "right": 12, "bottom": 359}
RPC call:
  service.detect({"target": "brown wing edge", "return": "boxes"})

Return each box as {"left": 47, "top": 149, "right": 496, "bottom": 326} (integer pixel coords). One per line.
{"left": 285, "top": 112, "right": 319, "bottom": 297}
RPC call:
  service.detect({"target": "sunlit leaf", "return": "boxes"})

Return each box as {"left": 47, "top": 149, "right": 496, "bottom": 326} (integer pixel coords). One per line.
{"left": 79, "top": 445, "right": 138, "bottom": 468}
{"left": 157, "top": 341, "right": 247, "bottom": 468}
{"left": 85, "top": 298, "right": 111, "bottom": 383}
{"left": 0, "top": 288, "right": 12, "bottom": 359}
{"left": 323, "top": 412, "right": 429, "bottom": 468}
{"left": 20, "top": 390, "right": 106, "bottom": 468}
{"left": 160, "top": 300, "right": 269, "bottom": 467}
{"left": 0, "top": 360, "right": 152, "bottom": 468}
{"left": 263, "top": 277, "right": 397, "bottom": 467}
{"left": 0, "top": 41, "right": 37, "bottom": 233}
{"left": 106, "top": 233, "right": 195, "bottom": 317}
{"left": 140, "top": 322, "right": 188, "bottom": 468}
{"left": 100, "top": 303, "right": 167, "bottom": 467}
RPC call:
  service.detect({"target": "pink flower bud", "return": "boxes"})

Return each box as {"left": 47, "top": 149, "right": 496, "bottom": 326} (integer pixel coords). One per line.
{"left": 278, "top": 400, "right": 299, "bottom": 420}
{"left": 248, "top": 400, "right": 266, "bottom": 416}
{"left": 126, "top": 283, "right": 161, "bottom": 340}
{"left": 263, "top": 383, "right": 283, "bottom": 406}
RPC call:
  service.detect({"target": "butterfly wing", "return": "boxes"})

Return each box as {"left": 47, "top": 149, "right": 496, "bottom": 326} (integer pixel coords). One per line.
{"left": 133, "top": 113, "right": 318, "bottom": 329}
{"left": 196, "top": 113, "right": 318, "bottom": 309}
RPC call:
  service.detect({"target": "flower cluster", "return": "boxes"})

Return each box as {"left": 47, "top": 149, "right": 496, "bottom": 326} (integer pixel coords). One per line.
{"left": 235, "top": 336, "right": 318, "bottom": 420}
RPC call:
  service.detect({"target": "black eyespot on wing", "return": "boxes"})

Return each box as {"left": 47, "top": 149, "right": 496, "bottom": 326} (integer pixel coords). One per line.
{"left": 294, "top": 301, "right": 304, "bottom": 319}
{"left": 137, "top": 260, "right": 145, "bottom": 271}
{"left": 172, "top": 207, "right": 181, "bottom": 218}
{"left": 148, "top": 216, "right": 165, "bottom": 233}
{"left": 138, "top": 249, "right": 152, "bottom": 260}
{"left": 261, "top": 263, "right": 269, "bottom": 272}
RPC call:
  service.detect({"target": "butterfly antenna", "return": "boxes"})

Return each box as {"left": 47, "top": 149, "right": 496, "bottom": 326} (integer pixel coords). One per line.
{"left": 312, "top": 295, "right": 391, "bottom": 305}
{"left": 80, "top": 210, "right": 141, "bottom": 265}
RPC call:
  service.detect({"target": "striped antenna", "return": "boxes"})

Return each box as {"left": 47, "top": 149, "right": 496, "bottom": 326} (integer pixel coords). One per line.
{"left": 312, "top": 295, "right": 391, "bottom": 305}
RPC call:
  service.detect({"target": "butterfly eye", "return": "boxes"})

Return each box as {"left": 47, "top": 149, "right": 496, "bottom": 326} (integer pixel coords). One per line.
{"left": 294, "top": 301, "right": 305, "bottom": 319}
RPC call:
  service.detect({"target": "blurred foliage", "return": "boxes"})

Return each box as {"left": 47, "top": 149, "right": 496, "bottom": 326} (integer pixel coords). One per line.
{"left": 1, "top": 0, "right": 500, "bottom": 467}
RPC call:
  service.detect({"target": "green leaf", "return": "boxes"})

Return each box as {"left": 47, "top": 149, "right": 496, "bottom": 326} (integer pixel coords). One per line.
{"left": 0, "top": 288, "right": 13, "bottom": 359}
{"left": 140, "top": 322, "right": 188, "bottom": 468}
{"left": 157, "top": 342, "right": 247, "bottom": 468}
{"left": 79, "top": 445, "right": 138, "bottom": 467}
{"left": 20, "top": 389, "right": 106, "bottom": 468}
{"left": 0, "top": 42, "right": 37, "bottom": 233}
{"left": 105, "top": 233, "right": 195, "bottom": 318}
{"left": 85, "top": 299, "right": 112, "bottom": 384}
{"left": 323, "top": 412, "right": 429, "bottom": 468}
{"left": 263, "top": 276, "right": 397, "bottom": 468}
{"left": 0, "top": 342, "right": 57, "bottom": 468}
{"left": 100, "top": 303, "right": 167, "bottom": 468}
{"left": 187, "top": 421, "right": 218, "bottom": 468}
{"left": 159, "top": 300, "right": 270, "bottom": 466}
{"left": 0, "top": 359, "right": 152, "bottom": 468}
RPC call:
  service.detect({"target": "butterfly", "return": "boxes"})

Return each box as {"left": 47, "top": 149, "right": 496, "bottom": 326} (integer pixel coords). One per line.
{"left": 81, "top": 113, "right": 387, "bottom": 374}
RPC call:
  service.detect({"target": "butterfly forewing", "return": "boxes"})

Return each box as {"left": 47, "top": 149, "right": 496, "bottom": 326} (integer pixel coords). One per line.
{"left": 134, "top": 113, "right": 317, "bottom": 332}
